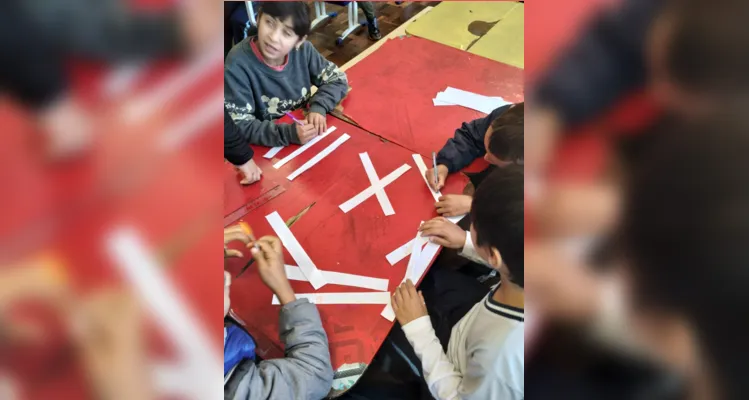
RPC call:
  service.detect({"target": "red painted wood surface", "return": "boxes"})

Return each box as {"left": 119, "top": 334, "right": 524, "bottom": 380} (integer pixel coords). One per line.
{"left": 224, "top": 119, "right": 469, "bottom": 371}
{"left": 340, "top": 36, "right": 524, "bottom": 159}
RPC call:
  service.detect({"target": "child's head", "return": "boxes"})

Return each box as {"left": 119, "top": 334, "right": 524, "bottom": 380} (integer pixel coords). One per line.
{"left": 470, "top": 166, "right": 524, "bottom": 288}
{"left": 256, "top": 2, "right": 310, "bottom": 62}
{"left": 485, "top": 102, "right": 524, "bottom": 167}
{"left": 647, "top": 0, "right": 749, "bottom": 114}
{"left": 621, "top": 113, "right": 749, "bottom": 398}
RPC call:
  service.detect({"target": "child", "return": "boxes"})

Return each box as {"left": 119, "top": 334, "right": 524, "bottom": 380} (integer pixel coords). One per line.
{"left": 425, "top": 103, "right": 524, "bottom": 217}
{"left": 392, "top": 166, "right": 524, "bottom": 400}
{"left": 225, "top": 108, "right": 262, "bottom": 185}
{"left": 223, "top": 230, "right": 334, "bottom": 399}
{"left": 224, "top": 2, "right": 349, "bottom": 147}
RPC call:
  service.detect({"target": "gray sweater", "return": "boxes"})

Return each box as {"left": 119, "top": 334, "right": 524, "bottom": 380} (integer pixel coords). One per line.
{"left": 224, "top": 37, "right": 349, "bottom": 147}
{"left": 224, "top": 299, "right": 334, "bottom": 400}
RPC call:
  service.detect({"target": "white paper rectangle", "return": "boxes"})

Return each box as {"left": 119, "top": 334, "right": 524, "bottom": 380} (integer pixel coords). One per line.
{"left": 339, "top": 164, "right": 411, "bottom": 213}
{"left": 284, "top": 265, "right": 389, "bottom": 291}
{"left": 263, "top": 146, "right": 283, "bottom": 159}
{"left": 273, "top": 126, "right": 337, "bottom": 168}
{"left": 360, "top": 153, "right": 395, "bottom": 216}
{"left": 287, "top": 134, "right": 350, "bottom": 181}
{"left": 265, "top": 212, "right": 327, "bottom": 289}
{"left": 436, "top": 87, "right": 510, "bottom": 115}
{"left": 273, "top": 292, "right": 391, "bottom": 305}
{"left": 432, "top": 98, "right": 455, "bottom": 106}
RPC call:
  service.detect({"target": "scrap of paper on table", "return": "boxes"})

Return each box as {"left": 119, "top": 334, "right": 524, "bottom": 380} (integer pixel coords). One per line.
{"left": 265, "top": 211, "right": 327, "bottom": 289}
{"left": 263, "top": 146, "right": 283, "bottom": 159}
{"left": 411, "top": 154, "right": 465, "bottom": 224}
{"left": 339, "top": 153, "right": 411, "bottom": 216}
{"left": 284, "top": 264, "right": 389, "bottom": 291}
{"left": 432, "top": 87, "right": 510, "bottom": 114}
{"left": 273, "top": 126, "right": 337, "bottom": 168}
{"left": 272, "top": 292, "right": 392, "bottom": 305}
{"left": 287, "top": 133, "right": 350, "bottom": 181}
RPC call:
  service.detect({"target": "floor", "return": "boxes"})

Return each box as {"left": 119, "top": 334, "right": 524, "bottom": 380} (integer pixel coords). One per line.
{"left": 306, "top": 2, "right": 432, "bottom": 66}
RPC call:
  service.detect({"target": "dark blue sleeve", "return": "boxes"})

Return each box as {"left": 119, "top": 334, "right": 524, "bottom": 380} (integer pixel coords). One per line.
{"left": 534, "top": 0, "right": 660, "bottom": 128}
{"left": 224, "top": 108, "right": 254, "bottom": 166}
{"left": 435, "top": 106, "right": 509, "bottom": 173}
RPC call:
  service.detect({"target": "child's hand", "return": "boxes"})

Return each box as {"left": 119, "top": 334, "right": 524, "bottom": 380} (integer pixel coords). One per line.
{"left": 419, "top": 217, "right": 467, "bottom": 249}
{"left": 425, "top": 165, "right": 448, "bottom": 191}
{"left": 435, "top": 194, "right": 472, "bottom": 217}
{"left": 392, "top": 280, "right": 428, "bottom": 326}
{"left": 238, "top": 159, "right": 262, "bottom": 185}
{"left": 224, "top": 225, "right": 252, "bottom": 258}
{"left": 305, "top": 112, "right": 327, "bottom": 135}
{"left": 296, "top": 123, "right": 319, "bottom": 144}
{"left": 251, "top": 236, "right": 296, "bottom": 305}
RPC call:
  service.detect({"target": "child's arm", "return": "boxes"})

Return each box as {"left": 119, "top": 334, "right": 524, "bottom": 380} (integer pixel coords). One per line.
{"left": 436, "top": 105, "right": 509, "bottom": 173}
{"left": 229, "top": 300, "right": 334, "bottom": 400}
{"left": 304, "top": 42, "right": 349, "bottom": 116}
{"left": 224, "top": 65, "right": 301, "bottom": 147}
{"left": 224, "top": 108, "right": 254, "bottom": 166}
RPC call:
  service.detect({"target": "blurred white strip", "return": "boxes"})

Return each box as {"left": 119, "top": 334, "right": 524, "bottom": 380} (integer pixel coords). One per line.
{"left": 263, "top": 146, "right": 284, "bottom": 159}
{"left": 266, "top": 212, "right": 327, "bottom": 289}
{"left": 385, "top": 236, "right": 428, "bottom": 266}
{"left": 159, "top": 90, "right": 224, "bottom": 151}
{"left": 339, "top": 164, "right": 411, "bottom": 214}
{"left": 285, "top": 264, "right": 388, "bottom": 291}
{"left": 360, "top": 153, "right": 395, "bottom": 216}
{"left": 124, "top": 44, "right": 223, "bottom": 122}
{"left": 273, "top": 292, "right": 391, "bottom": 305}
{"left": 104, "top": 63, "right": 147, "bottom": 97}
{"left": 273, "top": 126, "right": 337, "bottom": 169}
{"left": 287, "top": 134, "right": 351, "bottom": 181}
{"left": 106, "top": 228, "right": 221, "bottom": 400}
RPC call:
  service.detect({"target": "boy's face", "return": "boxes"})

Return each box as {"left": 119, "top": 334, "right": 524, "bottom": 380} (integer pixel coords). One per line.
{"left": 470, "top": 224, "right": 503, "bottom": 269}
{"left": 483, "top": 129, "right": 514, "bottom": 168}
{"left": 257, "top": 13, "right": 304, "bottom": 62}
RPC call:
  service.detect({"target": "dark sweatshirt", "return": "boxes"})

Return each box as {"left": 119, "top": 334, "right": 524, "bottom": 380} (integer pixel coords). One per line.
{"left": 224, "top": 37, "right": 349, "bottom": 147}
{"left": 224, "top": 108, "right": 254, "bottom": 166}
{"left": 534, "top": 0, "right": 662, "bottom": 128}
{"left": 436, "top": 106, "right": 510, "bottom": 173}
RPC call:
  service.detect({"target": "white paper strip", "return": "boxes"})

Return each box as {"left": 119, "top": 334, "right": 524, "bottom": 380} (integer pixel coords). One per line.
{"left": 264, "top": 146, "right": 284, "bottom": 159}
{"left": 340, "top": 164, "right": 411, "bottom": 213}
{"left": 382, "top": 225, "right": 426, "bottom": 320}
{"left": 359, "top": 153, "right": 395, "bottom": 216}
{"left": 385, "top": 235, "right": 428, "bottom": 266}
{"left": 381, "top": 240, "right": 441, "bottom": 321}
{"left": 265, "top": 212, "right": 327, "bottom": 289}
{"left": 273, "top": 292, "right": 391, "bottom": 305}
{"left": 284, "top": 265, "right": 389, "bottom": 291}
{"left": 273, "top": 126, "right": 337, "bottom": 168}
{"left": 411, "top": 154, "right": 466, "bottom": 224}
{"left": 435, "top": 87, "right": 510, "bottom": 115}
{"left": 288, "top": 134, "right": 351, "bottom": 181}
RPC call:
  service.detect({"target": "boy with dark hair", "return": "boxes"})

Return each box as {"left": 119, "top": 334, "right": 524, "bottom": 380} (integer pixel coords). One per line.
{"left": 425, "top": 103, "right": 524, "bottom": 218}
{"left": 392, "top": 166, "right": 524, "bottom": 400}
{"left": 225, "top": 1, "right": 349, "bottom": 148}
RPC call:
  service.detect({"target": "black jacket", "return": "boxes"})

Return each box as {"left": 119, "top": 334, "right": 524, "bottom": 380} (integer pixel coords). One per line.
{"left": 534, "top": 0, "right": 662, "bottom": 128}
{"left": 435, "top": 106, "right": 509, "bottom": 173}
{"left": 224, "top": 108, "right": 254, "bottom": 166}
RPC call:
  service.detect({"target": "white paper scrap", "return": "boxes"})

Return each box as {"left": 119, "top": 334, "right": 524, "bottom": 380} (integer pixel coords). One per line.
{"left": 287, "top": 134, "right": 350, "bottom": 181}
{"left": 265, "top": 212, "right": 327, "bottom": 289}
{"left": 273, "top": 126, "right": 337, "bottom": 168}
{"left": 273, "top": 292, "right": 391, "bottom": 305}
{"left": 435, "top": 87, "right": 511, "bottom": 115}
{"left": 263, "top": 146, "right": 283, "bottom": 159}
{"left": 339, "top": 162, "right": 411, "bottom": 214}
{"left": 359, "top": 153, "right": 395, "bottom": 216}
{"left": 284, "top": 265, "right": 389, "bottom": 291}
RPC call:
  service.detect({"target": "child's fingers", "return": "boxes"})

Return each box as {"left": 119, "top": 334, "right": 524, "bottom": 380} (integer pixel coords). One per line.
{"left": 419, "top": 291, "right": 426, "bottom": 305}
{"left": 225, "top": 249, "right": 244, "bottom": 258}
{"left": 429, "top": 236, "right": 451, "bottom": 247}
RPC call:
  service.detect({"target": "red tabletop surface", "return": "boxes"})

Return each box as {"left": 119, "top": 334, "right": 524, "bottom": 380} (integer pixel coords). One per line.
{"left": 340, "top": 36, "right": 524, "bottom": 159}
{"left": 223, "top": 118, "right": 469, "bottom": 375}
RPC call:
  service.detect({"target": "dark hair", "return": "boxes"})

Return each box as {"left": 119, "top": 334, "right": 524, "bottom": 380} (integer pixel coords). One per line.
{"left": 621, "top": 113, "right": 749, "bottom": 399}
{"left": 471, "top": 166, "right": 524, "bottom": 287}
{"left": 488, "top": 103, "right": 524, "bottom": 164}
{"left": 664, "top": 0, "right": 749, "bottom": 97}
{"left": 259, "top": 1, "right": 311, "bottom": 38}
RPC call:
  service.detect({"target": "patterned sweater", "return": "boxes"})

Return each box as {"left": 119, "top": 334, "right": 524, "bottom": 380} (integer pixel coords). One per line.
{"left": 224, "top": 37, "right": 348, "bottom": 147}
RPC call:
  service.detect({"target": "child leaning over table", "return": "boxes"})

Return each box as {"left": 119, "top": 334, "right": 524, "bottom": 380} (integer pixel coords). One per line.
{"left": 394, "top": 167, "right": 525, "bottom": 400}
{"left": 223, "top": 226, "right": 334, "bottom": 400}
{"left": 224, "top": 1, "right": 348, "bottom": 148}
{"left": 424, "top": 102, "right": 524, "bottom": 218}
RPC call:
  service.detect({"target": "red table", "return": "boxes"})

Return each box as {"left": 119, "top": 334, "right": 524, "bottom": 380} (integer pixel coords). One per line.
{"left": 340, "top": 36, "right": 524, "bottom": 159}
{"left": 223, "top": 118, "right": 468, "bottom": 393}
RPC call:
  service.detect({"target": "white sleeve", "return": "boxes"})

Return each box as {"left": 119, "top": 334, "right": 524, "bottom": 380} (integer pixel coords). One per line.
{"left": 401, "top": 316, "right": 463, "bottom": 400}
{"left": 459, "top": 232, "right": 489, "bottom": 266}
{"left": 460, "top": 329, "right": 524, "bottom": 400}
